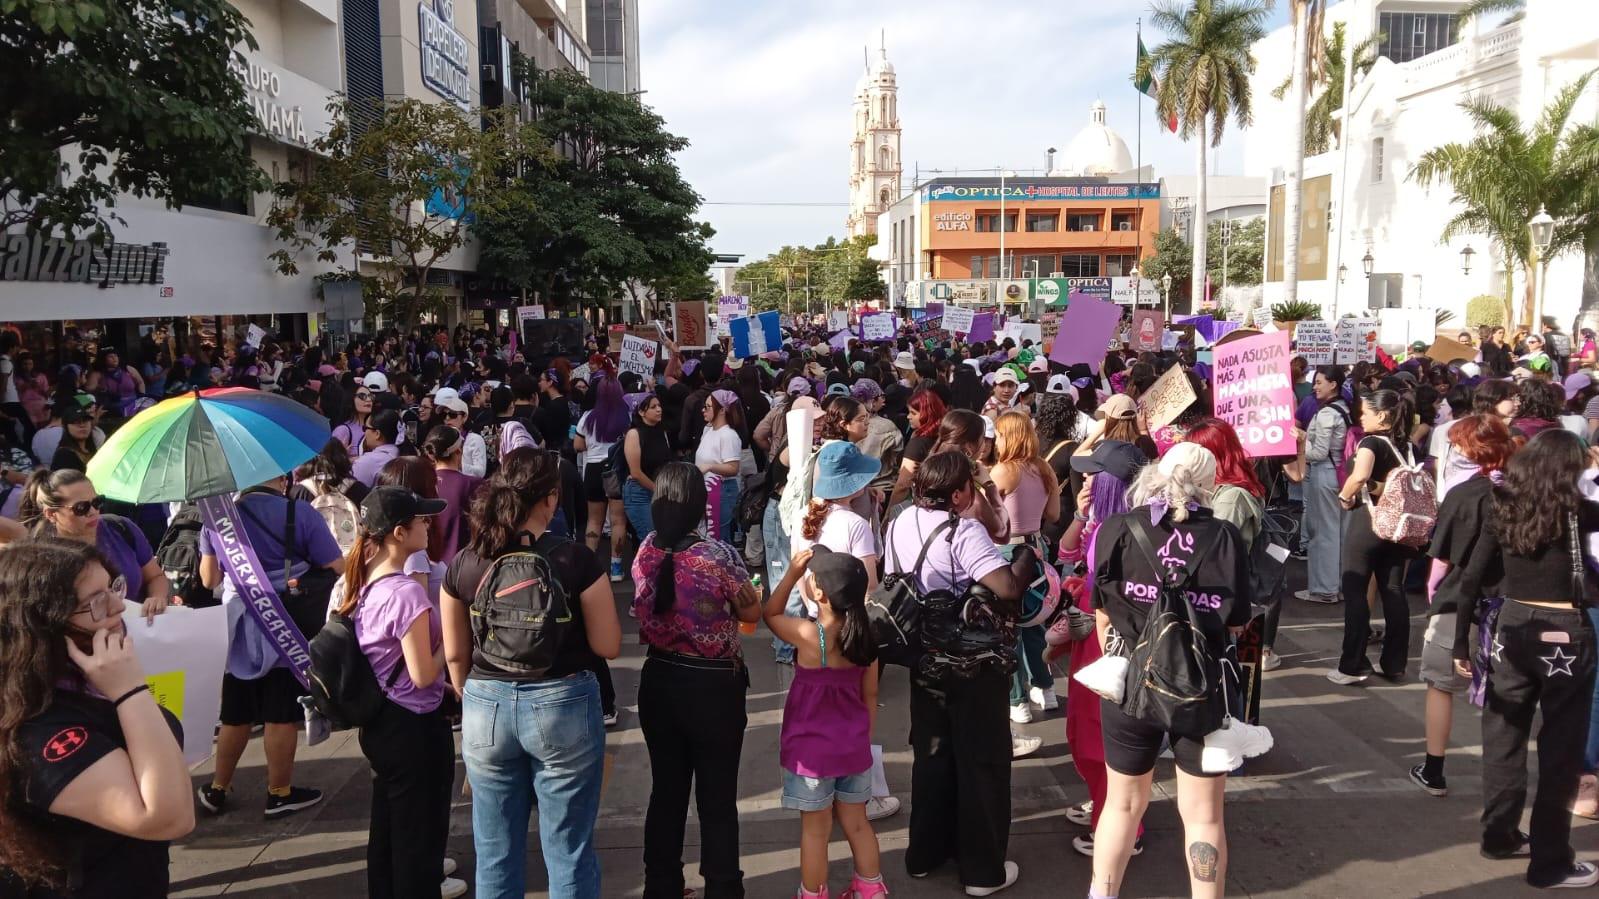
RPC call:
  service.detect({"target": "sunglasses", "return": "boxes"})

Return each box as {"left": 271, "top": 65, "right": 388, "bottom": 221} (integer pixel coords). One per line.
{"left": 74, "top": 574, "right": 127, "bottom": 621}
{"left": 355, "top": 392, "right": 374, "bottom": 401}
{"left": 66, "top": 495, "right": 106, "bottom": 517}
{"left": 445, "top": 410, "right": 467, "bottom": 419}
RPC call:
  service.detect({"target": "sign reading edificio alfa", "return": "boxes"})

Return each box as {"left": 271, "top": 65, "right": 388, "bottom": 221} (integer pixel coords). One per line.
{"left": 0, "top": 234, "right": 170, "bottom": 287}
{"left": 418, "top": 0, "right": 472, "bottom": 110}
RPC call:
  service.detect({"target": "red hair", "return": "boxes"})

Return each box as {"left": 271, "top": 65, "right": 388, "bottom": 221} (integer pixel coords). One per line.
{"left": 908, "top": 388, "right": 947, "bottom": 439}
{"left": 1183, "top": 418, "right": 1265, "bottom": 498}
{"left": 1448, "top": 413, "right": 1515, "bottom": 473}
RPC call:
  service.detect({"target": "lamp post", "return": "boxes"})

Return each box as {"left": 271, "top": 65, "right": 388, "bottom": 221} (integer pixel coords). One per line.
{"left": 1459, "top": 245, "right": 1475, "bottom": 277}
{"left": 1161, "top": 271, "right": 1173, "bottom": 318}
{"left": 1337, "top": 263, "right": 1347, "bottom": 284}
{"left": 1530, "top": 206, "right": 1555, "bottom": 327}
{"left": 997, "top": 168, "right": 1016, "bottom": 299}
{"left": 1362, "top": 251, "right": 1374, "bottom": 278}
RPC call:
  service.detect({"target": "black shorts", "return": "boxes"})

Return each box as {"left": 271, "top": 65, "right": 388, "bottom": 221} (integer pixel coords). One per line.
{"left": 220, "top": 668, "right": 306, "bottom": 726}
{"left": 1099, "top": 698, "right": 1220, "bottom": 779}
{"left": 582, "top": 462, "right": 608, "bottom": 504}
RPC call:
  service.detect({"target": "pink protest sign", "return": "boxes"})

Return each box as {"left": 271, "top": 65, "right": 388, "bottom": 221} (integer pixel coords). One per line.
{"left": 1211, "top": 330, "right": 1296, "bottom": 457}
{"left": 1049, "top": 293, "right": 1122, "bottom": 367}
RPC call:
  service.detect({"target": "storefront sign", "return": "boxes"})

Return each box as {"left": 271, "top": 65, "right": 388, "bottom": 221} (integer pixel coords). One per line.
{"left": 1111, "top": 277, "right": 1158, "bottom": 307}
{"left": 419, "top": 0, "right": 472, "bottom": 110}
{"left": 923, "top": 182, "right": 1161, "bottom": 202}
{"left": 933, "top": 211, "right": 973, "bottom": 231}
{"left": 229, "top": 52, "right": 321, "bottom": 147}
{"left": 0, "top": 233, "right": 169, "bottom": 288}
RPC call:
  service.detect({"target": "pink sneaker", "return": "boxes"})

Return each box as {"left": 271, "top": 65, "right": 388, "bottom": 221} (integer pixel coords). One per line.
{"left": 844, "top": 874, "right": 888, "bottom": 898}
{"left": 797, "top": 885, "right": 829, "bottom": 899}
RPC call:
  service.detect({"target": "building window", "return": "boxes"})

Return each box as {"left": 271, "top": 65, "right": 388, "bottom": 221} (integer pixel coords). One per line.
{"left": 1111, "top": 212, "right": 1138, "bottom": 232}
{"left": 1019, "top": 254, "right": 1057, "bottom": 278}
{"left": 976, "top": 213, "right": 1016, "bottom": 233}
{"left": 1066, "top": 212, "right": 1100, "bottom": 232}
{"left": 1104, "top": 254, "right": 1138, "bottom": 277}
{"left": 970, "top": 255, "right": 985, "bottom": 278}
{"left": 1376, "top": 11, "right": 1459, "bottom": 63}
{"left": 1372, "top": 137, "right": 1384, "bottom": 183}
{"left": 1025, "top": 212, "right": 1058, "bottom": 232}
{"left": 1060, "top": 254, "right": 1100, "bottom": 277}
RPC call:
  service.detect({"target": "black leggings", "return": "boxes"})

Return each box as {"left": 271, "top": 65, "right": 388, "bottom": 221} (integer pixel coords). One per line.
{"left": 1337, "top": 504, "right": 1413, "bottom": 676}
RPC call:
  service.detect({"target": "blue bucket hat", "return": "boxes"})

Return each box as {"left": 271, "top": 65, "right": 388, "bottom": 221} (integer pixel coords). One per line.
{"left": 812, "top": 441, "right": 880, "bottom": 501}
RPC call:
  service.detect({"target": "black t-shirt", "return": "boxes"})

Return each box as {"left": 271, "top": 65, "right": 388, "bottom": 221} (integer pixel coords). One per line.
{"left": 444, "top": 537, "right": 607, "bottom": 681}
{"left": 903, "top": 434, "right": 935, "bottom": 466}
{"left": 1092, "top": 509, "right": 1252, "bottom": 657}
{"left": 1427, "top": 475, "right": 1500, "bottom": 618}
{"left": 2, "top": 690, "right": 182, "bottom": 899}
{"left": 1357, "top": 434, "right": 1407, "bottom": 490}
{"left": 533, "top": 396, "right": 572, "bottom": 450}
{"left": 630, "top": 425, "right": 673, "bottom": 481}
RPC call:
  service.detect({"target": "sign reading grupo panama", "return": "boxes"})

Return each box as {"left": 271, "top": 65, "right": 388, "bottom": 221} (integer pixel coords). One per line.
{"left": 0, "top": 233, "right": 169, "bottom": 287}
{"left": 229, "top": 54, "right": 310, "bottom": 146}
{"left": 419, "top": 0, "right": 472, "bottom": 110}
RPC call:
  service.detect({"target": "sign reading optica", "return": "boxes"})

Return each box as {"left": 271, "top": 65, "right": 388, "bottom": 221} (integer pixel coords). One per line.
{"left": 419, "top": 0, "right": 472, "bottom": 110}
{"left": 922, "top": 182, "right": 1161, "bottom": 202}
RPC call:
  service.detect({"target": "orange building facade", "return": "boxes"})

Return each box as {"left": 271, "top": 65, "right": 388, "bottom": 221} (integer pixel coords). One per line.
{"left": 907, "top": 179, "right": 1161, "bottom": 282}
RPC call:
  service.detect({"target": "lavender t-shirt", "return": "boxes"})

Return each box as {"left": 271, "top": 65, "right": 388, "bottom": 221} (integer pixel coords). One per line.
{"left": 354, "top": 574, "right": 444, "bottom": 714}
{"left": 883, "top": 507, "right": 1006, "bottom": 595}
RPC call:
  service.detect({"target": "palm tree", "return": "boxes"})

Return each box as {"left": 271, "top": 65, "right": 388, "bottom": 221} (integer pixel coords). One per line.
{"left": 1273, "top": 22, "right": 1380, "bottom": 156}
{"left": 1276, "top": 0, "right": 1323, "bottom": 306}
{"left": 1138, "top": 0, "right": 1270, "bottom": 310}
{"left": 1459, "top": 0, "right": 1525, "bottom": 23}
{"left": 1412, "top": 72, "right": 1599, "bottom": 327}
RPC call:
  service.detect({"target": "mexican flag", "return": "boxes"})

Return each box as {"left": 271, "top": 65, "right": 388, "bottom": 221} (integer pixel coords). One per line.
{"left": 1136, "top": 36, "right": 1179, "bottom": 133}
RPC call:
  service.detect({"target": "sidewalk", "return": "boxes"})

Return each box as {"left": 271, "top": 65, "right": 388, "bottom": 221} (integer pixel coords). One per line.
{"left": 170, "top": 567, "right": 1581, "bottom": 897}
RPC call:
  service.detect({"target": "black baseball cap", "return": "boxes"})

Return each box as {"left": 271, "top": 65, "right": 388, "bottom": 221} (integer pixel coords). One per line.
{"left": 1070, "top": 439, "right": 1148, "bottom": 483}
{"left": 359, "top": 486, "right": 446, "bottom": 538}
{"left": 808, "top": 546, "right": 868, "bottom": 607}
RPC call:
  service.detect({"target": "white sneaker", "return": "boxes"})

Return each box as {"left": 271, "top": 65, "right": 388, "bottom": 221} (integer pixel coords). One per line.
{"left": 1295, "top": 590, "right": 1340, "bottom": 604}
{"left": 441, "top": 876, "right": 468, "bottom": 898}
{"left": 865, "top": 795, "right": 902, "bottom": 821}
{"left": 442, "top": 858, "right": 457, "bottom": 877}
{"left": 1029, "top": 686, "right": 1059, "bottom": 711}
{"left": 1009, "top": 703, "right": 1033, "bottom": 724}
{"left": 1064, "top": 799, "right": 1093, "bottom": 827}
{"left": 1011, "top": 734, "right": 1043, "bottom": 758}
{"left": 1326, "top": 669, "right": 1368, "bottom": 686}
{"left": 964, "top": 860, "right": 1020, "bottom": 896}
{"left": 1071, "top": 833, "right": 1143, "bottom": 857}
{"left": 1260, "top": 649, "right": 1283, "bottom": 672}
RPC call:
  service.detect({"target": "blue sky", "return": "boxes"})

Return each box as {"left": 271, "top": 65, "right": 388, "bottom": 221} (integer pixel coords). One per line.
{"left": 639, "top": 0, "right": 1293, "bottom": 261}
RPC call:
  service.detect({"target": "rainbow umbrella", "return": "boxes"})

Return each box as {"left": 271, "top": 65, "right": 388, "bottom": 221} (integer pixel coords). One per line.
{"left": 87, "top": 388, "right": 331, "bottom": 503}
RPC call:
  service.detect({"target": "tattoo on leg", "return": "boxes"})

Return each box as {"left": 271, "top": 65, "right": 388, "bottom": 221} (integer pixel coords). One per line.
{"left": 1189, "top": 842, "right": 1219, "bottom": 883}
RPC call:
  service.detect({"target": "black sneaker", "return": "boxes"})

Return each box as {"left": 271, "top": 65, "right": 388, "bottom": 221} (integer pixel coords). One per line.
{"left": 264, "top": 786, "right": 323, "bottom": 818}
{"left": 1409, "top": 764, "right": 1447, "bottom": 797}
{"left": 1481, "top": 831, "right": 1532, "bottom": 860}
{"left": 196, "top": 784, "right": 229, "bottom": 815}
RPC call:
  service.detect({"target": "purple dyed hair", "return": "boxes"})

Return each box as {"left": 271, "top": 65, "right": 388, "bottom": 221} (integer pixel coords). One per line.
{"left": 1089, "top": 470, "right": 1134, "bottom": 522}
{"left": 586, "top": 374, "right": 630, "bottom": 444}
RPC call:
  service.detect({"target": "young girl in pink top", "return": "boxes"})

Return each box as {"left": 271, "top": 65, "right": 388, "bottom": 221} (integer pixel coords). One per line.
{"left": 764, "top": 547, "right": 887, "bottom": 899}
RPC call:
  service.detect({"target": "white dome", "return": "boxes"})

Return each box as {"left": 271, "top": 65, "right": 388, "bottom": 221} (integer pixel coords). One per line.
{"left": 1052, "top": 100, "right": 1133, "bottom": 177}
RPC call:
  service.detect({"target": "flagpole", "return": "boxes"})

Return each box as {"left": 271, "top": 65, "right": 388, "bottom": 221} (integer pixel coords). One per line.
{"left": 1136, "top": 17, "right": 1142, "bottom": 183}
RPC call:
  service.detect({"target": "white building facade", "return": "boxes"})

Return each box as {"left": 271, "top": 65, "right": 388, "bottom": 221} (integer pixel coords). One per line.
{"left": 847, "top": 45, "right": 903, "bottom": 239}
{"left": 1247, "top": 0, "right": 1599, "bottom": 328}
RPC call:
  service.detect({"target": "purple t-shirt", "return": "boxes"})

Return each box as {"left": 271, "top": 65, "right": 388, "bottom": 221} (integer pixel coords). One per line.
{"left": 97, "top": 514, "right": 153, "bottom": 600}
{"left": 351, "top": 443, "right": 399, "bottom": 487}
{"left": 883, "top": 507, "right": 1006, "bottom": 595}
{"left": 354, "top": 574, "right": 444, "bottom": 714}
{"left": 433, "top": 469, "right": 483, "bottom": 561}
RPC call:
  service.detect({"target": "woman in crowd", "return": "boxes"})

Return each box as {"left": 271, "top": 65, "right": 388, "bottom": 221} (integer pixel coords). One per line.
{"left": 340, "top": 486, "right": 461, "bottom": 899}
{"left": 623, "top": 394, "right": 673, "bottom": 543}
{"left": 887, "top": 451, "right": 1022, "bottom": 894}
{"left": 1185, "top": 418, "right": 1271, "bottom": 666}
{"left": 423, "top": 425, "right": 482, "bottom": 565}
{"left": 48, "top": 406, "right": 100, "bottom": 472}
{"left": 929, "top": 409, "right": 1009, "bottom": 541}
{"left": 332, "top": 381, "right": 377, "bottom": 459}
{"left": 992, "top": 410, "right": 1062, "bottom": 724}
{"left": 632, "top": 463, "right": 760, "bottom": 898}
{"left": 21, "top": 468, "right": 170, "bottom": 619}
{"left": 889, "top": 388, "right": 947, "bottom": 508}
{"left": 86, "top": 348, "right": 143, "bottom": 421}
{"left": 373, "top": 457, "right": 448, "bottom": 601}
{"left": 1090, "top": 443, "right": 1251, "bottom": 899}
{"left": 1481, "top": 326, "right": 1514, "bottom": 378}
{"left": 440, "top": 448, "right": 620, "bottom": 899}
{"left": 1511, "top": 378, "right": 1564, "bottom": 439}
{"left": 851, "top": 379, "right": 904, "bottom": 497}
{"left": 0, "top": 539, "right": 194, "bottom": 897}
{"left": 697, "top": 390, "right": 746, "bottom": 542}
{"left": 15, "top": 351, "right": 51, "bottom": 429}
{"left": 1330, "top": 389, "right": 1419, "bottom": 685}
{"left": 1454, "top": 429, "right": 1599, "bottom": 888}
{"left": 574, "top": 374, "right": 631, "bottom": 580}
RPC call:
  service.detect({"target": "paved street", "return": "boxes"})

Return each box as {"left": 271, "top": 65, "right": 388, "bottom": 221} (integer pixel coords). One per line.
{"left": 170, "top": 564, "right": 1587, "bottom": 898}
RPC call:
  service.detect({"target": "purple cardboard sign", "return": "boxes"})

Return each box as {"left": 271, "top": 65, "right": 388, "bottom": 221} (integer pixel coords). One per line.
{"left": 969, "top": 313, "right": 996, "bottom": 343}
{"left": 926, "top": 302, "right": 944, "bottom": 318}
{"left": 829, "top": 329, "right": 853, "bottom": 351}
{"left": 1049, "top": 294, "right": 1123, "bottom": 367}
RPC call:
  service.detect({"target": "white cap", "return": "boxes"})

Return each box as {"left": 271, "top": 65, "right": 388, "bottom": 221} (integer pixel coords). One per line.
{"left": 1046, "top": 374, "right": 1078, "bottom": 398}
{"left": 362, "top": 371, "right": 389, "bottom": 392}
{"left": 993, "top": 368, "right": 1021, "bottom": 386}
{"left": 436, "top": 395, "right": 469, "bottom": 415}
{"left": 894, "top": 351, "right": 916, "bottom": 370}
{"left": 434, "top": 387, "right": 462, "bottom": 405}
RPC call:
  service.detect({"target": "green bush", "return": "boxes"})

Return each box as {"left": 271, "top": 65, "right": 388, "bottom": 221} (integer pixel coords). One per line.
{"left": 1465, "top": 294, "right": 1504, "bottom": 327}
{"left": 1270, "top": 300, "right": 1322, "bottom": 321}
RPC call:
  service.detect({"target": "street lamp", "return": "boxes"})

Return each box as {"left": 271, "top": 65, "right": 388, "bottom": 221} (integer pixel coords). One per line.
{"left": 1459, "top": 245, "right": 1475, "bottom": 276}
{"left": 1161, "top": 272, "right": 1173, "bottom": 318}
{"left": 1337, "top": 263, "right": 1348, "bottom": 284}
{"left": 1362, "top": 251, "right": 1375, "bottom": 278}
{"left": 1530, "top": 206, "right": 1555, "bottom": 325}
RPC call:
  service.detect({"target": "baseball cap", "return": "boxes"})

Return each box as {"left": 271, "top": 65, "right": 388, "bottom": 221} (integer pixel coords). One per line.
{"left": 1070, "top": 439, "right": 1148, "bottom": 483}
{"left": 436, "top": 394, "right": 469, "bottom": 415}
{"left": 1409, "top": 341, "right": 1429, "bottom": 354}
{"left": 825, "top": 382, "right": 851, "bottom": 398}
{"left": 807, "top": 546, "right": 868, "bottom": 607}
{"left": 1028, "top": 357, "right": 1048, "bottom": 374}
{"left": 1566, "top": 371, "right": 1593, "bottom": 401}
{"left": 1097, "top": 394, "right": 1137, "bottom": 420}
{"left": 1457, "top": 362, "right": 1482, "bottom": 378}
{"left": 359, "top": 486, "right": 446, "bottom": 538}
{"left": 1046, "top": 374, "right": 1078, "bottom": 398}
{"left": 317, "top": 364, "right": 338, "bottom": 377}
{"left": 362, "top": 371, "right": 389, "bottom": 392}
{"left": 993, "top": 368, "right": 1020, "bottom": 386}
{"left": 787, "top": 376, "right": 812, "bottom": 396}
{"left": 894, "top": 351, "right": 916, "bottom": 371}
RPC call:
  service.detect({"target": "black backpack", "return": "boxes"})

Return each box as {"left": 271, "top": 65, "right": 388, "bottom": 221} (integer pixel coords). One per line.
{"left": 605, "top": 435, "right": 628, "bottom": 482}
{"left": 470, "top": 533, "right": 573, "bottom": 677}
{"left": 866, "top": 518, "right": 954, "bottom": 666}
{"left": 1120, "top": 518, "right": 1228, "bottom": 739}
{"left": 155, "top": 504, "right": 212, "bottom": 608}
{"left": 307, "top": 573, "right": 408, "bottom": 729}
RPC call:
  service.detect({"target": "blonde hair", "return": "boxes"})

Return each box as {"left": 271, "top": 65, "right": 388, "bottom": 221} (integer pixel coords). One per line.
{"left": 993, "top": 410, "right": 1053, "bottom": 486}
{"left": 1129, "top": 459, "right": 1212, "bottom": 523}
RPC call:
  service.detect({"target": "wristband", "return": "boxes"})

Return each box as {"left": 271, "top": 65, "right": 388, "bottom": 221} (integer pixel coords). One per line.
{"left": 112, "top": 684, "right": 151, "bottom": 708}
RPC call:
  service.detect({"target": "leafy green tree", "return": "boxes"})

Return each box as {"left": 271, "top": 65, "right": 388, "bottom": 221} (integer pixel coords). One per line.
{"left": 1, "top": 0, "right": 267, "bottom": 237}
{"left": 472, "top": 66, "right": 714, "bottom": 310}
{"left": 842, "top": 258, "right": 887, "bottom": 303}
{"left": 1459, "top": 0, "right": 1524, "bottom": 23}
{"left": 265, "top": 98, "right": 532, "bottom": 328}
{"left": 1137, "top": 228, "right": 1195, "bottom": 305}
{"left": 1137, "top": 0, "right": 1269, "bottom": 312}
{"left": 734, "top": 235, "right": 879, "bottom": 313}
{"left": 1211, "top": 216, "right": 1264, "bottom": 286}
{"left": 1412, "top": 72, "right": 1599, "bottom": 326}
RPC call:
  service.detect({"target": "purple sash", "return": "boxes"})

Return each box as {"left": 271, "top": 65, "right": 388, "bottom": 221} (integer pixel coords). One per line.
{"left": 704, "top": 473, "right": 724, "bottom": 538}
{"left": 1468, "top": 596, "right": 1505, "bottom": 708}
{"left": 198, "top": 494, "right": 313, "bottom": 689}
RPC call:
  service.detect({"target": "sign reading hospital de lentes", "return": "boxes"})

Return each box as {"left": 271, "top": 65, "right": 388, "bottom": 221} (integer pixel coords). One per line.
{"left": 1212, "top": 330, "right": 1296, "bottom": 458}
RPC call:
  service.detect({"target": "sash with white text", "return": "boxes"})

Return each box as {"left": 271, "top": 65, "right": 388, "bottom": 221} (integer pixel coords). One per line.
{"left": 197, "top": 494, "right": 313, "bottom": 689}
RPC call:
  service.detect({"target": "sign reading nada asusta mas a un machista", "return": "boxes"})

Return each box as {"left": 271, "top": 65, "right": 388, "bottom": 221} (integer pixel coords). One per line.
{"left": 418, "top": 0, "right": 472, "bottom": 110}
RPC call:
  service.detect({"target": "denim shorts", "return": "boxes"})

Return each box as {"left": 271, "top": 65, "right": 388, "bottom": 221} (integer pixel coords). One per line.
{"left": 1421, "top": 612, "right": 1471, "bottom": 694}
{"left": 781, "top": 768, "right": 873, "bottom": 811}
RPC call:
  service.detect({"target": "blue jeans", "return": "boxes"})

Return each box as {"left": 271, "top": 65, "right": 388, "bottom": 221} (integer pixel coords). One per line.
{"left": 764, "top": 498, "right": 803, "bottom": 662}
{"left": 623, "top": 478, "right": 653, "bottom": 545}
{"left": 1304, "top": 461, "right": 1347, "bottom": 596}
{"left": 714, "top": 478, "right": 739, "bottom": 543}
{"left": 462, "top": 673, "right": 606, "bottom": 899}
{"left": 1008, "top": 624, "right": 1054, "bottom": 705}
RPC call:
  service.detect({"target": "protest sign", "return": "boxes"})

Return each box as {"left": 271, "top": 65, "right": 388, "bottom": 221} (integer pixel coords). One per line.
{"left": 730, "top": 310, "right": 781, "bottom": 357}
{"left": 245, "top": 323, "right": 267, "bottom": 349}
{"left": 828, "top": 329, "right": 853, "bottom": 351}
{"left": 673, "top": 301, "right": 711, "bottom": 350}
{"left": 1295, "top": 320, "right": 1336, "bottom": 365}
{"left": 1212, "top": 330, "right": 1296, "bottom": 457}
{"left": 861, "top": 312, "right": 896, "bottom": 342}
{"left": 1425, "top": 335, "right": 1474, "bottom": 364}
{"left": 1335, "top": 318, "right": 1379, "bottom": 363}
{"left": 131, "top": 603, "right": 228, "bottom": 765}
{"left": 620, "top": 334, "right": 658, "bottom": 379}
{"left": 1049, "top": 294, "right": 1122, "bottom": 367}
{"left": 607, "top": 323, "right": 626, "bottom": 353}
{"left": 1040, "top": 312, "right": 1061, "bottom": 341}
{"left": 828, "top": 310, "right": 850, "bottom": 331}
{"left": 716, "top": 295, "right": 749, "bottom": 337}
{"left": 1139, "top": 362, "right": 1199, "bottom": 431}
{"left": 517, "top": 304, "right": 545, "bottom": 322}
{"left": 943, "top": 306, "right": 975, "bottom": 336}
{"left": 969, "top": 312, "right": 997, "bottom": 343}
{"left": 1251, "top": 307, "right": 1274, "bottom": 329}
{"left": 1131, "top": 310, "right": 1164, "bottom": 352}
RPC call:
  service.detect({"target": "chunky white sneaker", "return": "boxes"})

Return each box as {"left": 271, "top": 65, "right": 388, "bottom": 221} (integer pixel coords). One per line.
{"left": 1011, "top": 734, "right": 1042, "bottom": 758}
{"left": 1260, "top": 649, "right": 1283, "bottom": 671}
{"left": 964, "top": 860, "right": 1020, "bottom": 896}
{"left": 440, "top": 876, "right": 468, "bottom": 898}
{"left": 1071, "top": 833, "right": 1143, "bottom": 857}
{"left": 1009, "top": 703, "right": 1033, "bottom": 724}
{"left": 1029, "top": 686, "right": 1059, "bottom": 711}
{"left": 1064, "top": 799, "right": 1093, "bottom": 827}
{"left": 865, "top": 796, "right": 901, "bottom": 821}
{"left": 1326, "top": 669, "right": 1368, "bottom": 686}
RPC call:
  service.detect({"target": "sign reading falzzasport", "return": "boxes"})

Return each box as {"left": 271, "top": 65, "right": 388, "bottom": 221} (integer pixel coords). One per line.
{"left": 419, "top": 0, "right": 472, "bottom": 111}
{"left": 0, "top": 233, "right": 169, "bottom": 288}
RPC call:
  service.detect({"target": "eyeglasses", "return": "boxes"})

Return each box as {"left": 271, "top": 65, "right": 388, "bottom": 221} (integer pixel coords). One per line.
{"left": 66, "top": 495, "right": 105, "bottom": 517}
{"left": 73, "top": 574, "right": 126, "bottom": 621}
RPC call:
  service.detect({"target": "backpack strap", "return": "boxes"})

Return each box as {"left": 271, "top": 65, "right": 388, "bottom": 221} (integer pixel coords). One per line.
{"left": 887, "top": 515, "right": 955, "bottom": 578}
